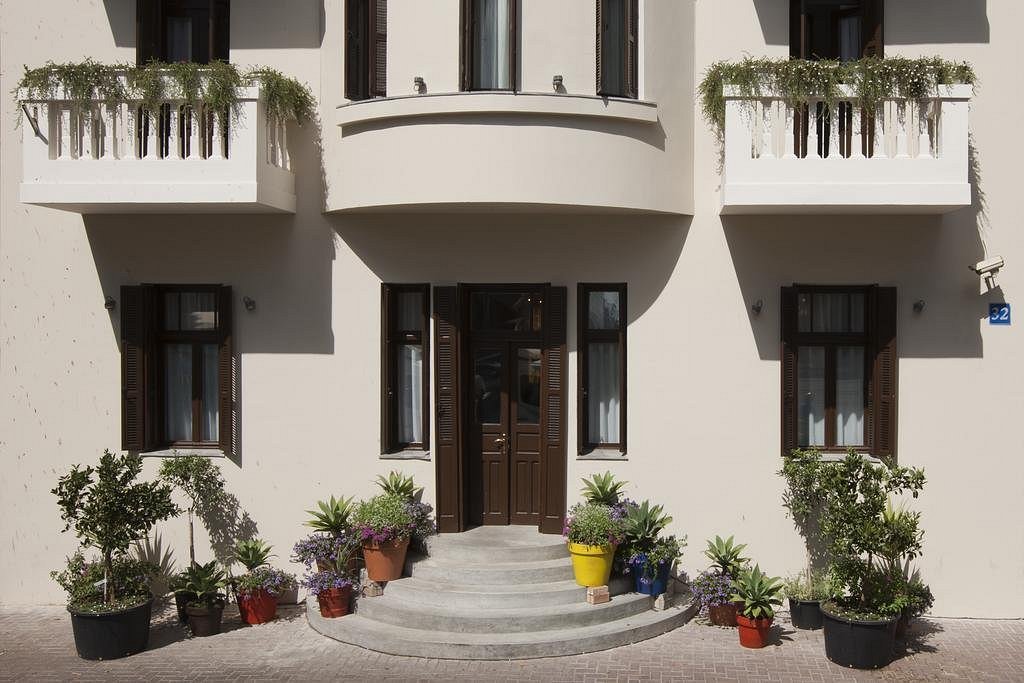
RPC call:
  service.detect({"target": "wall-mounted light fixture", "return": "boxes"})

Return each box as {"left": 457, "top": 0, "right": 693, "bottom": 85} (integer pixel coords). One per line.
{"left": 413, "top": 76, "right": 426, "bottom": 94}
{"left": 552, "top": 75, "right": 564, "bottom": 93}
{"left": 913, "top": 299, "right": 926, "bottom": 314}
{"left": 104, "top": 296, "right": 116, "bottom": 311}
{"left": 243, "top": 296, "right": 256, "bottom": 312}
{"left": 750, "top": 299, "right": 764, "bottom": 316}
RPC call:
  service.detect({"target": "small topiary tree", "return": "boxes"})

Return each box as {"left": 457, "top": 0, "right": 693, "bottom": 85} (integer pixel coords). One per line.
{"left": 159, "top": 454, "right": 226, "bottom": 567}
{"left": 52, "top": 450, "right": 179, "bottom": 605}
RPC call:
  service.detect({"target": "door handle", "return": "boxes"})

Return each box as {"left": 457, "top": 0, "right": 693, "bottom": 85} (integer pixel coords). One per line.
{"left": 494, "top": 437, "right": 506, "bottom": 444}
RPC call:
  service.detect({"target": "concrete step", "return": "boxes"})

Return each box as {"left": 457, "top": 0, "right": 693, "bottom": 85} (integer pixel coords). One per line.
{"left": 424, "top": 529, "right": 568, "bottom": 563}
{"left": 408, "top": 556, "right": 574, "bottom": 585}
{"left": 308, "top": 595, "right": 698, "bottom": 660}
{"left": 355, "top": 589, "right": 656, "bottom": 633}
{"left": 383, "top": 576, "right": 633, "bottom": 609}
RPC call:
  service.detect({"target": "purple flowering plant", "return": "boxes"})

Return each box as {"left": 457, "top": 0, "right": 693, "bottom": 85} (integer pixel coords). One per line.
{"left": 352, "top": 493, "right": 419, "bottom": 544}
{"left": 690, "top": 570, "right": 735, "bottom": 610}
{"left": 292, "top": 532, "right": 352, "bottom": 570}
{"left": 235, "top": 566, "right": 296, "bottom": 598}
{"left": 563, "top": 502, "right": 625, "bottom": 547}
{"left": 301, "top": 569, "right": 356, "bottom": 597}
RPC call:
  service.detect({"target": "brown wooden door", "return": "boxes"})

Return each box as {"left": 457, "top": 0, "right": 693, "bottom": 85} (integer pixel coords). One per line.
{"left": 468, "top": 342, "right": 542, "bottom": 525}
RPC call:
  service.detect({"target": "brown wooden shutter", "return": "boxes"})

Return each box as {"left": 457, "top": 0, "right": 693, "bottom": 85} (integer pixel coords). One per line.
{"left": 540, "top": 286, "right": 568, "bottom": 534}
{"left": 780, "top": 287, "right": 798, "bottom": 456}
{"left": 121, "top": 285, "right": 155, "bottom": 451}
{"left": 380, "top": 284, "right": 395, "bottom": 453}
{"left": 871, "top": 287, "right": 897, "bottom": 459}
{"left": 576, "top": 284, "right": 587, "bottom": 454}
{"left": 136, "top": 0, "right": 162, "bottom": 65}
{"left": 595, "top": 0, "right": 603, "bottom": 94}
{"left": 625, "top": 0, "right": 638, "bottom": 99}
{"left": 861, "top": 0, "right": 884, "bottom": 57}
{"left": 459, "top": 0, "right": 472, "bottom": 91}
{"left": 507, "top": 0, "right": 518, "bottom": 92}
{"left": 370, "top": 0, "right": 387, "bottom": 97}
{"left": 217, "top": 286, "right": 235, "bottom": 457}
{"left": 345, "top": 0, "right": 368, "bottom": 100}
{"left": 433, "top": 286, "right": 462, "bottom": 533}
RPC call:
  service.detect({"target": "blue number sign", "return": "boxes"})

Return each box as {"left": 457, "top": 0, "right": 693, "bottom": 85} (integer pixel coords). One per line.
{"left": 989, "top": 303, "right": 1011, "bottom": 325}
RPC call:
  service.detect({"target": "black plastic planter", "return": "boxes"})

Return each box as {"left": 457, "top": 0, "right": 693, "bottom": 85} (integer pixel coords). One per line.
{"left": 821, "top": 603, "right": 897, "bottom": 669}
{"left": 789, "top": 598, "right": 824, "bottom": 630}
{"left": 185, "top": 602, "right": 225, "bottom": 637}
{"left": 174, "top": 591, "right": 197, "bottom": 623}
{"left": 68, "top": 598, "right": 153, "bottom": 660}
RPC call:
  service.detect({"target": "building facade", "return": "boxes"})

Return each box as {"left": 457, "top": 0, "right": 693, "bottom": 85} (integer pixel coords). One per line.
{"left": 2, "top": 0, "right": 1020, "bottom": 618}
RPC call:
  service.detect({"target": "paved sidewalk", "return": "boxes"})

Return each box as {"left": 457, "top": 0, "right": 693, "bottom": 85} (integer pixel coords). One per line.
{"left": 0, "top": 603, "right": 1021, "bottom": 682}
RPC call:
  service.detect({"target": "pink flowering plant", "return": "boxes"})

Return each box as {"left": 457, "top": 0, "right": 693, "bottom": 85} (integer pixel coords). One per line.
{"left": 352, "top": 493, "right": 417, "bottom": 544}
{"left": 563, "top": 502, "right": 625, "bottom": 547}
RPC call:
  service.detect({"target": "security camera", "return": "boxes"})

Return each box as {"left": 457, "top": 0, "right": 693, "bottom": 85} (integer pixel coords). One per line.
{"left": 970, "top": 256, "right": 1005, "bottom": 276}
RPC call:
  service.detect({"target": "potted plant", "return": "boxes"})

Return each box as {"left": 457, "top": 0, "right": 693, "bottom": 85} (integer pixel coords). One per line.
{"left": 352, "top": 493, "right": 418, "bottom": 582}
{"left": 580, "top": 471, "right": 628, "bottom": 506}
{"left": 305, "top": 496, "right": 356, "bottom": 538}
{"left": 701, "top": 535, "right": 749, "bottom": 626}
{"left": 159, "top": 455, "right": 227, "bottom": 567}
{"left": 168, "top": 570, "right": 194, "bottom": 623}
{"left": 817, "top": 451, "right": 926, "bottom": 669}
{"left": 232, "top": 539, "right": 296, "bottom": 625}
{"left": 183, "top": 560, "right": 227, "bottom": 637}
{"left": 691, "top": 570, "right": 737, "bottom": 625}
{"left": 52, "top": 450, "right": 179, "bottom": 660}
{"left": 564, "top": 502, "right": 624, "bottom": 587}
{"left": 301, "top": 543, "right": 359, "bottom": 618}
{"left": 376, "top": 471, "right": 436, "bottom": 551}
{"left": 620, "top": 500, "right": 683, "bottom": 596}
{"left": 783, "top": 570, "right": 829, "bottom": 630}
{"left": 731, "top": 565, "right": 784, "bottom": 649}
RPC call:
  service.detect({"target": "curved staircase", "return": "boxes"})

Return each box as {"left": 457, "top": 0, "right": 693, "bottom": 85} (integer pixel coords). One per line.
{"left": 307, "top": 526, "right": 696, "bottom": 659}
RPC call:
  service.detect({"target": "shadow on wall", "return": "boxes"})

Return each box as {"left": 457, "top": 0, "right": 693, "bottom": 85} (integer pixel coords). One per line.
{"left": 103, "top": 0, "right": 326, "bottom": 49}
{"left": 330, "top": 212, "right": 690, "bottom": 325}
{"left": 752, "top": 0, "right": 990, "bottom": 46}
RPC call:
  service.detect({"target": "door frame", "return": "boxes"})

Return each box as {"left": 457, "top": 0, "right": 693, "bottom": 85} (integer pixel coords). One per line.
{"left": 433, "top": 283, "right": 567, "bottom": 534}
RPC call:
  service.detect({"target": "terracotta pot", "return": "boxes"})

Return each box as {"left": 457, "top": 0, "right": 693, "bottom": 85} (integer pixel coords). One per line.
{"left": 317, "top": 585, "right": 352, "bottom": 618}
{"left": 708, "top": 601, "right": 739, "bottom": 627}
{"left": 237, "top": 588, "right": 278, "bottom": 625}
{"left": 737, "top": 614, "right": 774, "bottom": 648}
{"left": 361, "top": 538, "right": 410, "bottom": 582}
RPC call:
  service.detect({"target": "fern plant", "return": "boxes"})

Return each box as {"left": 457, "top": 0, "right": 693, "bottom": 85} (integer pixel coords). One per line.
{"left": 580, "top": 471, "right": 627, "bottom": 506}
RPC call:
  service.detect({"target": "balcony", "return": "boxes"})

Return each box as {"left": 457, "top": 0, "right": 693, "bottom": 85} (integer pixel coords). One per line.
{"left": 720, "top": 85, "right": 972, "bottom": 214}
{"left": 326, "top": 92, "right": 684, "bottom": 214}
{"left": 19, "top": 76, "right": 295, "bottom": 213}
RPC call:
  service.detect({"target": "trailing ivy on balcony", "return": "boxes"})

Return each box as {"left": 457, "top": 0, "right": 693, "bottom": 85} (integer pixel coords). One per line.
{"left": 14, "top": 59, "right": 316, "bottom": 125}
{"left": 698, "top": 56, "right": 976, "bottom": 138}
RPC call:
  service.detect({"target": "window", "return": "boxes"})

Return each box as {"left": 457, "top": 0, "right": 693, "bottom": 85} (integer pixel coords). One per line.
{"left": 790, "top": 0, "right": 883, "bottom": 60}
{"left": 382, "top": 284, "right": 430, "bottom": 453}
{"left": 781, "top": 285, "right": 897, "bottom": 458}
{"left": 578, "top": 284, "right": 626, "bottom": 454}
{"left": 461, "top": 0, "right": 517, "bottom": 91}
{"left": 121, "top": 285, "right": 233, "bottom": 454}
{"left": 137, "top": 0, "right": 230, "bottom": 65}
{"left": 596, "top": 0, "right": 638, "bottom": 98}
{"left": 345, "top": 0, "right": 387, "bottom": 100}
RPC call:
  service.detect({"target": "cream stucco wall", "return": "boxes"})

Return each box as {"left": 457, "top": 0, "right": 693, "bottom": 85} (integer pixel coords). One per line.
{"left": 1, "top": 0, "right": 1022, "bottom": 619}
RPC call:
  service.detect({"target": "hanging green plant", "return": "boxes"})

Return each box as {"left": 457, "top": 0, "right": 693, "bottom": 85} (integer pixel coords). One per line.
{"left": 248, "top": 67, "right": 317, "bottom": 124}
{"left": 698, "top": 56, "right": 976, "bottom": 137}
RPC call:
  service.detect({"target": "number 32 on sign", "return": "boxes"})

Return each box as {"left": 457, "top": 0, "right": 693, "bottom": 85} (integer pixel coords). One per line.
{"left": 989, "top": 303, "right": 1011, "bottom": 325}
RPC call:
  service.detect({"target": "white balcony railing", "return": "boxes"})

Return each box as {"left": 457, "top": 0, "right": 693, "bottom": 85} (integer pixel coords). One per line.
{"left": 19, "top": 76, "right": 295, "bottom": 213}
{"left": 721, "top": 84, "right": 972, "bottom": 213}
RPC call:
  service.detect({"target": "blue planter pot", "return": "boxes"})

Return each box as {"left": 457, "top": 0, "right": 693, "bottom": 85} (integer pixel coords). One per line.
{"left": 632, "top": 560, "right": 670, "bottom": 596}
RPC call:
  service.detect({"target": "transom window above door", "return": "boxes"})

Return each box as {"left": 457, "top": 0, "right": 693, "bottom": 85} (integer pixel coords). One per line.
{"left": 790, "top": 0, "right": 883, "bottom": 60}
{"left": 137, "top": 0, "right": 230, "bottom": 65}
{"left": 470, "top": 290, "right": 544, "bottom": 335}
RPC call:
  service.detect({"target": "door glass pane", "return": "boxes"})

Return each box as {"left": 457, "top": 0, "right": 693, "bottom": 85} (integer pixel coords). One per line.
{"left": 600, "top": 0, "right": 626, "bottom": 94}
{"left": 836, "top": 346, "right": 865, "bottom": 446}
{"left": 397, "top": 344, "right": 423, "bottom": 443}
{"left": 471, "top": 292, "right": 541, "bottom": 333}
{"left": 797, "top": 346, "right": 825, "bottom": 446}
{"left": 165, "top": 344, "right": 193, "bottom": 442}
{"left": 396, "top": 292, "right": 423, "bottom": 333}
{"left": 166, "top": 16, "right": 193, "bottom": 63}
{"left": 587, "top": 342, "right": 621, "bottom": 444}
{"left": 516, "top": 348, "right": 541, "bottom": 424}
{"left": 180, "top": 292, "right": 217, "bottom": 330}
{"left": 473, "top": 349, "right": 503, "bottom": 424}
{"left": 472, "top": 0, "right": 511, "bottom": 90}
{"left": 588, "top": 291, "right": 621, "bottom": 330}
{"left": 200, "top": 344, "right": 219, "bottom": 442}
{"left": 164, "top": 293, "right": 181, "bottom": 331}
{"left": 811, "top": 292, "right": 866, "bottom": 333}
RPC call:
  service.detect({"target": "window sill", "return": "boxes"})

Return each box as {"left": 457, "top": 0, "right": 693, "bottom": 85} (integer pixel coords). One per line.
{"left": 577, "top": 448, "right": 627, "bottom": 461}
{"left": 140, "top": 448, "right": 226, "bottom": 459}
{"left": 803, "top": 452, "right": 884, "bottom": 465}
{"left": 380, "top": 450, "right": 431, "bottom": 461}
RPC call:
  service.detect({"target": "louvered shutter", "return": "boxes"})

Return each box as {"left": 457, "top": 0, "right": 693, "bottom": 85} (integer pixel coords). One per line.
{"left": 595, "top": 0, "right": 604, "bottom": 94}
{"left": 217, "top": 286, "right": 235, "bottom": 457}
{"left": 780, "top": 287, "right": 798, "bottom": 456}
{"left": 121, "top": 285, "right": 154, "bottom": 451}
{"left": 459, "top": 0, "right": 473, "bottom": 91}
{"left": 861, "top": 0, "right": 884, "bottom": 57}
{"left": 380, "top": 284, "right": 395, "bottom": 453}
{"left": 371, "top": 0, "right": 387, "bottom": 97}
{"left": 540, "top": 286, "right": 568, "bottom": 535}
{"left": 345, "top": 0, "right": 367, "bottom": 100}
{"left": 136, "top": 0, "right": 162, "bottom": 65}
{"left": 625, "top": 0, "right": 638, "bottom": 99}
{"left": 433, "top": 286, "right": 462, "bottom": 533}
{"left": 871, "top": 287, "right": 897, "bottom": 459}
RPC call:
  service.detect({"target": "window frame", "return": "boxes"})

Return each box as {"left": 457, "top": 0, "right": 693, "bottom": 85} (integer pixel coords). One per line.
{"left": 460, "top": 0, "right": 519, "bottom": 92}
{"left": 136, "top": 0, "right": 230, "bottom": 66}
{"left": 789, "top": 0, "right": 883, "bottom": 60}
{"left": 577, "top": 283, "right": 627, "bottom": 455}
{"left": 345, "top": 0, "right": 387, "bottom": 101}
{"left": 596, "top": 0, "right": 639, "bottom": 99}
{"left": 381, "top": 283, "right": 431, "bottom": 454}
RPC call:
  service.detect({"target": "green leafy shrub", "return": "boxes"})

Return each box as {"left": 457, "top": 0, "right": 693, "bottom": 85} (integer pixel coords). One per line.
{"left": 352, "top": 494, "right": 416, "bottom": 544}
{"left": 159, "top": 454, "right": 227, "bottom": 567}
{"left": 783, "top": 569, "right": 829, "bottom": 601}
{"left": 563, "top": 503, "right": 624, "bottom": 547}
{"left": 51, "top": 553, "right": 159, "bottom": 613}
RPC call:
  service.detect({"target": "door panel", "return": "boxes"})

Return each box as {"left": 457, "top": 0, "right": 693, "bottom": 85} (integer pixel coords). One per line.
{"left": 510, "top": 345, "right": 542, "bottom": 524}
{"left": 470, "top": 345, "right": 509, "bottom": 525}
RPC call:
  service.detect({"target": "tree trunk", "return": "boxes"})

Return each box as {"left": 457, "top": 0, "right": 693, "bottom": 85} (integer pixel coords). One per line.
{"left": 104, "top": 549, "right": 115, "bottom": 604}
{"left": 188, "top": 508, "right": 196, "bottom": 567}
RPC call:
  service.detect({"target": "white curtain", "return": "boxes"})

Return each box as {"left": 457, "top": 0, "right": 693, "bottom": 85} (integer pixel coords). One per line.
{"left": 836, "top": 346, "right": 864, "bottom": 446}
{"left": 474, "top": 0, "right": 511, "bottom": 89}
{"left": 798, "top": 346, "right": 825, "bottom": 446}
{"left": 165, "top": 344, "right": 192, "bottom": 442}
{"left": 201, "top": 344, "right": 219, "bottom": 442}
{"left": 166, "top": 17, "right": 193, "bottom": 63}
{"left": 397, "top": 344, "right": 423, "bottom": 444}
{"left": 588, "top": 342, "right": 621, "bottom": 444}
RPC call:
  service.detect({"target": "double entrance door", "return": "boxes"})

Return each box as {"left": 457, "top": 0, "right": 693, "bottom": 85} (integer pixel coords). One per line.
{"left": 469, "top": 341, "right": 543, "bottom": 525}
